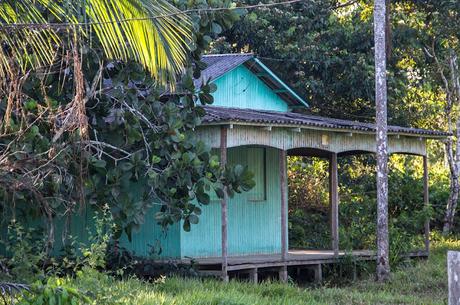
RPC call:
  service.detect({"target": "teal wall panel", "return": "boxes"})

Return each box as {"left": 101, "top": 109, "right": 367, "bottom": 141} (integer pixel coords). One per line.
{"left": 117, "top": 180, "right": 181, "bottom": 258}
{"left": 211, "top": 66, "right": 289, "bottom": 112}
{"left": 52, "top": 208, "right": 92, "bottom": 256}
{"left": 180, "top": 199, "right": 222, "bottom": 258}
{"left": 119, "top": 205, "right": 181, "bottom": 258}
{"left": 180, "top": 146, "right": 284, "bottom": 258}
{"left": 0, "top": 204, "right": 180, "bottom": 259}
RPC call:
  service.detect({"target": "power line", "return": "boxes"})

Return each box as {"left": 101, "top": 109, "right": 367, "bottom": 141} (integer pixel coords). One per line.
{"left": 0, "top": 0, "right": 358, "bottom": 31}
{"left": 0, "top": 0, "right": 306, "bottom": 30}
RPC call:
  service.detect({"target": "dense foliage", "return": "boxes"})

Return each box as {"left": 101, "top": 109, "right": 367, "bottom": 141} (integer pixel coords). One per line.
{"left": 0, "top": 0, "right": 251, "bottom": 254}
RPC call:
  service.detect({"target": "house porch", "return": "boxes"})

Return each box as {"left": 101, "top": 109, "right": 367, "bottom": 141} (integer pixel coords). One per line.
{"left": 195, "top": 106, "right": 447, "bottom": 282}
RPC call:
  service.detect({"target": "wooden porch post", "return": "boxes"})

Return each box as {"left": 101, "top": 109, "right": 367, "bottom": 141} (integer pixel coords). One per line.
{"left": 220, "top": 126, "right": 229, "bottom": 282}
{"left": 423, "top": 155, "right": 430, "bottom": 254}
{"left": 329, "top": 153, "right": 339, "bottom": 256}
{"left": 279, "top": 149, "right": 288, "bottom": 282}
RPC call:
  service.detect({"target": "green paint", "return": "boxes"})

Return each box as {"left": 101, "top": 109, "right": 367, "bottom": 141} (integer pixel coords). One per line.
{"left": 119, "top": 205, "right": 181, "bottom": 258}
{"left": 1, "top": 146, "right": 285, "bottom": 260}
{"left": 211, "top": 65, "right": 290, "bottom": 112}
{"left": 180, "top": 146, "right": 285, "bottom": 258}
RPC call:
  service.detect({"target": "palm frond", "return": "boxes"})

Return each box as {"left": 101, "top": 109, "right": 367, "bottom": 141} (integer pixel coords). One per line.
{"left": 0, "top": 0, "right": 62, "bottom": 79}
{"left": 86, "top": 0, "right": 191, "bottom": 86}
{"left": 0, "top": 0, "right": 192, "bottom": 85}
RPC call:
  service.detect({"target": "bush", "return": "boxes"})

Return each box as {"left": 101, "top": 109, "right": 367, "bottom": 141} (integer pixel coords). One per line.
{"left": 18, "top": 278, "right": 90, "bottom": 305}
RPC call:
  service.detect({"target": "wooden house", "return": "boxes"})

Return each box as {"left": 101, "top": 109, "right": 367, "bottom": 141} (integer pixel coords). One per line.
{"left": 0, "top": 53, "right": 448, "bottom": 282}
{"left": 118, "top": 53, "right": 447, "bottom": 281}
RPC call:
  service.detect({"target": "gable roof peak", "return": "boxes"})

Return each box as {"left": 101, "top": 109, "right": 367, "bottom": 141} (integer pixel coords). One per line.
{"left": 202, "top": 52, "right": 254, "bottom": 57}
{"left": 197, "top": 53, "right": 308, "bottom": 108}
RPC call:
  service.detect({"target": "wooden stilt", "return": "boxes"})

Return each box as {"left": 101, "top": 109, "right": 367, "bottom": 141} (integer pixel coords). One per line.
{"left": 279, "top": 149, "right": 288, "bottom": 283}
{"left": 329, "top": 153, "right": 339, "bottom": 256}
{"left": 220, "top": 126, "right": 229, "bottom": 282}
{"left": 249, "top": 268, "right": 258, "bottom": 284}
{"left": 423, "top": 155, "right": 430, "bottom": 254}
{"left": 313, "top": 264, "right": 323, "bottom": 283}
{"left": 352, "top": 261, "right": 357, "bottom": 281}
{"left": 279, "top": 265, "right": 288, "bottom": 283}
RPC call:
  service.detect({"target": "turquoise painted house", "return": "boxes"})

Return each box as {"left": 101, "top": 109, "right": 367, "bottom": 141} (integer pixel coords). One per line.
{"left": 1, "top": 54, "right": 444, "bottom": 278}
{"left": 118, "top": 53, "right": 443, "bottom": 267}
{"left": 119, "top": 53, "right": 310, "bottom": 259}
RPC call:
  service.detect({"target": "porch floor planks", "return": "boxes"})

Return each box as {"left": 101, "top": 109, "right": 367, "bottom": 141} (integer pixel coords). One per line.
{"left": 194, "top": 250, "right": 375, "bottom": 270}
{"left": 159, "top": 249, "right": 428, "bottom": 272}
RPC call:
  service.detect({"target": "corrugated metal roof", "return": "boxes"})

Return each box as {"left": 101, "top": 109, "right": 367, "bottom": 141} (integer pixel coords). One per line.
{"left": 202, "top": 106, "right": 450, "bottom": 138}
{"left": 196, "top": 53, "right": 254, "bottom": 88}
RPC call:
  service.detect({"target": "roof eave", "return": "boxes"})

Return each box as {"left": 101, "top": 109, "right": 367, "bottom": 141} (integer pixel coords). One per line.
{"left": 200, "top": 121, "right": 449, "bottom": 139}
{"left": 253, "top": 58, "right": 309, "bottom": 108}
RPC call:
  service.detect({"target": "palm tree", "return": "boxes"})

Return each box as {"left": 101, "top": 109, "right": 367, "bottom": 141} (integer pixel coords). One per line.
{"left": 0, "top": 0, "right": 191, "bottom": 85}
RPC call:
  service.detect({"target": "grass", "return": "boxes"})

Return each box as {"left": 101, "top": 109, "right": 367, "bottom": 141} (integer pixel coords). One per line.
{"left": 67, "top": 235, "right": 459, "bottom": 305}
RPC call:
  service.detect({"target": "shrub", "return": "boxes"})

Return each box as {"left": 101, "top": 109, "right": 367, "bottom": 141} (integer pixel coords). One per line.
{"left": 18, "top": 278, "right": 90, "bottom": 305}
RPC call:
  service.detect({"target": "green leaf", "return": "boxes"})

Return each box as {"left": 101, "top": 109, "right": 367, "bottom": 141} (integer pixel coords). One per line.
{"left": 189, "top": 214, "right": 199, "bottom": 224}
{"left": 91, "top": 159, "right": 107, "bottom": 168}
{"left": 183, "top": 220, "right": 191, "bottom": 232}
{"left": 211, "top": 22, "right": 223, "bottom": 34}
{"left": 119, "top": 162, "right": 134, "bottom": 172}
{"left": 193, "top": 206, "right": 202, "bottom": 215}
{"left": 196, "top": 192, "right": 210, "bottom": 205}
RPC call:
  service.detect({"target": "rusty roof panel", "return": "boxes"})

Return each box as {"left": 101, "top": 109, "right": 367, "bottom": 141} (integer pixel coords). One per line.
{"left": 201, "top": 106, "right": 449, "bottom": 138}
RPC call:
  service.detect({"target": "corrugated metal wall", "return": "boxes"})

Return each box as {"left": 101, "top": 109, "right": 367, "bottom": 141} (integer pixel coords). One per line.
{"left": 114, "top": 181, "right": 181, "bottom": 258}
{"left": 181, "top": 146, "right": 284, "bottom": 258}
{"left": 1, "top": 149, "right": 285, "bottom": 260}
{"left": 211, "top": 65, "right": 289, "bottom": 112}
{"left": 119, "top": 205, "right": 181, "bottom": 258}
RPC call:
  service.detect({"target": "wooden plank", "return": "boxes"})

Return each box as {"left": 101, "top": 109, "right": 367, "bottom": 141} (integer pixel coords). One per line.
{"left": 220, "top": 126, "right": 229, "bottom": 282}
{"left": 279, "top": 149, "right": 288, "bottom": 283}
{"left": 151, "top": 249, "right": 374, "bottom": 264}
{"left": 329, "top": 153, "right": 339, "bottom": 256}
{"left": 150, "top": 249, "right": 428, "bottom": 279}
{"left": 280, "top": 149, "right": 288, "bottom": 261}
{"left": 197, "top": 124, "right": 429, "bottom": 156}
{"left": 157, "top": 249, "right": 426, "bottom": 267}
{"left": 228, "top": 262, "right": 284, "bottom": 271}
{"left": 423, "top": 155, "right": 430, "bottom": 253}
{"left": 198, "top": 270, "right": 222, "bottom": 277}
{"left": 448, "top": 251, "right": 460, "bottom": 305}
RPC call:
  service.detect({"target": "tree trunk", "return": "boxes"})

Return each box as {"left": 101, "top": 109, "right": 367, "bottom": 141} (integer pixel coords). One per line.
{"left": 374, "top": 0, "right": 390, "bottom": 282}
{"left": 440, "top": 51, "right": 460, "bottom": 235}
{"left": 444, "top": 123, "right": 460, "bottom": 234}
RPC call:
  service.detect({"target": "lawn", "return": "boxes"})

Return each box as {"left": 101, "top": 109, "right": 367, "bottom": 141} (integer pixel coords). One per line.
{"left": 66, "top": 235, "right": 458, "bottom": 305}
